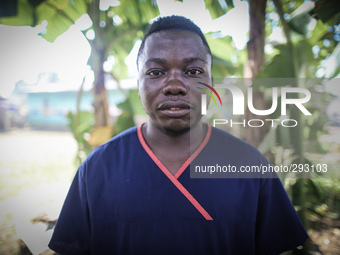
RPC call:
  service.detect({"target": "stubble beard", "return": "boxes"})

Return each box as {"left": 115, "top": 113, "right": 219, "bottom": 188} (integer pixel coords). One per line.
{"left": 151, "top": 115, "right": 202, "bottom": 137}
{"left": 160, "top": 125, "right": 190, "bottom": 136}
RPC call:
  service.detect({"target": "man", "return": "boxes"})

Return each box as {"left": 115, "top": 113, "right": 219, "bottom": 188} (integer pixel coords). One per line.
{"left": 49, "top": 15, "right": 308, "bottom": 254}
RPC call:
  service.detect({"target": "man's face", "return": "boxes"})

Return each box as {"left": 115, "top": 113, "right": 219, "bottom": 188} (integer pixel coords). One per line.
{"left": 138, "top": 30, "right": 212, "bottom": 134}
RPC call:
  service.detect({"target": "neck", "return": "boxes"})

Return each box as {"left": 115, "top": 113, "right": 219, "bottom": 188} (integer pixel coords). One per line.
{"left": 143, "top": 121, "right": 206, "bottom": 154}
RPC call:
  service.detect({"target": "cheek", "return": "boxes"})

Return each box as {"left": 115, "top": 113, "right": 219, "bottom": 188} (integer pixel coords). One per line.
{"left": 139, "top": 82, "right": 159, "bottom": 99}
{"left": 138, "top": 86, "right": 154, "bottom": 110}
{"left": 139, "top": 90, "right": 148, "bottom": 107}
{"left": 190, "top": 90, "right": 205, "bottom": 103}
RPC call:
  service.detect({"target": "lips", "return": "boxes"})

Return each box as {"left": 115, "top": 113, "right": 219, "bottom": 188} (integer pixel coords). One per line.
{"left": 158, "top": 101, "right": 191, "bottom": 117}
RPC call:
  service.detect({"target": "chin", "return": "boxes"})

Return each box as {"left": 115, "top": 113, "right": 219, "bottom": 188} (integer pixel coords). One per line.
{"left": 153, "top": 118, "right": 187, "bottom": 135}
{"left": 159, "top": 118, "right": 201, "bottom": 136}
{"left": 161, "top": 125, "right": 190, "bottom": 136}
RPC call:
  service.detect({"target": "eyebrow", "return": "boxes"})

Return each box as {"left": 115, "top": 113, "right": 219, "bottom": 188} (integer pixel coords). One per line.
{"left": 182, "top": 57, "right": 207, "bottom": 64}
{"left": 145, "top": 57, "right": 207, "bottom": 65}
{"left": 145, "top": 58, "right": 167, "bottom": 65}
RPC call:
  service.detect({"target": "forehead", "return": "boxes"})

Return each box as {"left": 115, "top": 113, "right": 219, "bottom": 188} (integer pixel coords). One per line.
{"left": 140, "top": 30, "right": 210, "bottom": 65}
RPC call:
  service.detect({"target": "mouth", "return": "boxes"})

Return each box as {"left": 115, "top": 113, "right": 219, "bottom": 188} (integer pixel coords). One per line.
{"left": 158, "top": 102, "right": 191, "bottom": 117}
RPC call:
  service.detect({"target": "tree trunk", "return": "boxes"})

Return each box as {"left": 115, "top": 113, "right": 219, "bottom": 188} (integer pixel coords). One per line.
{"left": 244, "top": 0, "right": 268, "bottom": 148}
{"left": 90, "top": 44, "right": 109, "bottom": 127}
{"left": 87, "top": 0, "right": 109, "bottom": 128}
{"left": 245, "top": 0, "right": 266, "bottom": 77}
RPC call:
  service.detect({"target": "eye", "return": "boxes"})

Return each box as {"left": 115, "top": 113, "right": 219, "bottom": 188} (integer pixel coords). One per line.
{"left": 147, "top": 70, "right": 164, "bottom": 77}
{"left": 186, "top": 69, "right": 203, "bottom": 75}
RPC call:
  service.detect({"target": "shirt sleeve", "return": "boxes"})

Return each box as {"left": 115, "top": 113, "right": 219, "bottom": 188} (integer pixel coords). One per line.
{"left": 48, "top": 163, "right": 91, "bottom": 255}
{"left": 255, "top": 177, "right": 309, "bottom": 255}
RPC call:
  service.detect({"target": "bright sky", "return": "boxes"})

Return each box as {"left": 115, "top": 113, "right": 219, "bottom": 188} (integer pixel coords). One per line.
{"left": 0, "top": 0, "right": 250, "bottom": 98}
{"left": 0, "top": 22, "right": 91, "bottom": 97}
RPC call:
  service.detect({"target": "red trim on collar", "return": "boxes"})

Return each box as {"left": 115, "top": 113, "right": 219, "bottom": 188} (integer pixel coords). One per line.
{"left": 137, "top": 124, "right": 213, "bottom": 221}
{"left": 174, "top": 125, "right": 211, "bottom": 179}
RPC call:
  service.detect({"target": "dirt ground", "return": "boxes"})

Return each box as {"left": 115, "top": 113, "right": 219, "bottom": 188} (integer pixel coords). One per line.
{"left": 308, "top": 218, "right": 340, "bottom": 255}
{"left": 0, "top": 129, "right": 76, "bottom": 254}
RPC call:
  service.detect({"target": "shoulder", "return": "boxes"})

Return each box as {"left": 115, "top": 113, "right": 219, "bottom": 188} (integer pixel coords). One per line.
{"left": 103, "top": 125, "right": 138, "bottom": 146}
{"left": 91, "top": 126, "right": 137, "bottom": 153}
{"left": 81, "top": 126, "right": 139, "bottom": 167}
{"left": 209, "top": 126, "right": 265, "bottom": 159}
{"left": 195, "top": 125, "right": 272, "bottom": 179}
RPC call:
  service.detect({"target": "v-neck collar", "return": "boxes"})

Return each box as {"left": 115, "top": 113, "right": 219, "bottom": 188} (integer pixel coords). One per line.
{"left": 137, "top": 124, "right": 212, "bottom": 179}
{"left": 137, "top": 123, "right": 213, "bottom": 221}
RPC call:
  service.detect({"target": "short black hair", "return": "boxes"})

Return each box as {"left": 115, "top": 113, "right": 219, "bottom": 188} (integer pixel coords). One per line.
{"left": 137, "top": 15, "right": 212, "bottom": 69}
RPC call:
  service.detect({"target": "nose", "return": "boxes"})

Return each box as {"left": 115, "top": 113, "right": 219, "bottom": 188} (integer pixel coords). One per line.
{"left": 162, "top": 71, "right": 188, "bottom": 95}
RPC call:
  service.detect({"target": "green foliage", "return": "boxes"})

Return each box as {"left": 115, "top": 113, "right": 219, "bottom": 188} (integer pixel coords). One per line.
{"left": 114, "top": 94, "right": 136, "bottom": 136}
{"left": 206, "top": 34, "right": 238, "bottom": 77}
{"left": 310, "top": 0, "right": 340, "bottom": 23}
{"left": 114, "top": 0, "right": 158, "bottom": 25}
{"left": 99, "top": 0, "right": 159, "bottom": 80}
{"left": 111, "top": 44, "right": 131, "bottom": 79}
{"left": 301, "top": 178, "right": 340, "bottom": 218}
{"left": 66, "top": 110, "right": 94, "bottom": 165}
{"left": 309, "top": 19, "right": 330, "bottom": 44}
{"left": 129, "top": 89, "right": 146, "bottom": 115}
{"left": 289, "top": 2, "right": 315, "bottom": 37}
{"left": 0, "top": 0, "right": 87, "bottom": 42}
{"left": 40, "top": 0, "right": 87, "bottom": 42}
{"left": 254, "top": 2, "right": 340, "bottom": 241}
{"left": 204, "top": 0, "right": 233, "bottom": 19}
{"left": 0, "top": 0, "right": 35, "bottom": 26}
{"left": 257, "top": 44, "right": 296, "bottom": 79}
{"left": 324, "top": 42, "right": 340, "bottom": 78}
